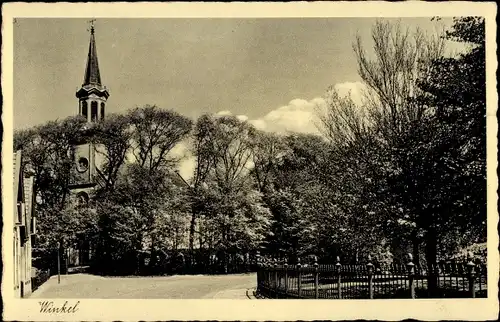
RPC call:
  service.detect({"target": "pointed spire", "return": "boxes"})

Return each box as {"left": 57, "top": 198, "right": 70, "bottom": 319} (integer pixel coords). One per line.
{"left": 83, "top": 22, "right": 102, "bottom": 86}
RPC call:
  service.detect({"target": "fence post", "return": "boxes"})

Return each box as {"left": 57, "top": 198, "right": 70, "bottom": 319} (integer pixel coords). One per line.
{"left": 284, "top": 260, "right": 288, "bottom": 295}
{"left": 314, "top": 256, "right": 319, "bottom": 299}
{"left": 297, "top": 257, "right": 302, "bottom": 298}
{"left": 466, "top": 252, "right": 476, "bottom": 298}
{"left": 336, "top": 256, "right": 342, "bottom": 299}
{"left": 274, "top": 258, "right": 279, "bottom": 298}
{"left": 406, "top": 253, "right": 416, "bottom": 299}
{"left": 367, "top": 255, "right": 374, "bottom": 299}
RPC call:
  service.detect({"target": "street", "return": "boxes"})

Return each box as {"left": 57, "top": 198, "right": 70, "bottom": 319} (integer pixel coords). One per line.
{"left": 30, "top": 273, "right": 257, "bottom": 299}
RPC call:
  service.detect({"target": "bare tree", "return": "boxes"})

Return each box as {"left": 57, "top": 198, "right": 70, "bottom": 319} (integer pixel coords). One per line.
{"left": 250, "top": 131, "right": 287, "bottom": 193}
{"left": 187, "top": 115, "right": 256, "bottom": 254}
{"left": 317, "top": 87, "right": 370, "bottom": 148}
{"left": 209, "top": 116, "right": 255, "bottom": 194}
{"left": 353, "top": 20, "right": 446, "bottom": 142}
{"left": 128, "top": 105, "right": 193, "bottom": 172}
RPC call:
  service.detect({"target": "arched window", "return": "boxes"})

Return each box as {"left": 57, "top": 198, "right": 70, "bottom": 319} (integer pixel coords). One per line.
{"left": 81, "top": 101, "right": 88, "bottom": 119}
{"left": 100, "top": 103, "right": 105, "bottom": 120}
{"left": 76, "top": 192, "right": 89, "bottom": 206}
{"left": 91, "top": 101, "right": 98, "bottom": 122}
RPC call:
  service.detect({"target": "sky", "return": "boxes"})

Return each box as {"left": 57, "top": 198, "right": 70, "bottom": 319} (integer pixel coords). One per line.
{"left": 13, "top": 17, "right": 457, "bottom": 179}
{"left": 13, "top": 18, "right": 456, "bottom": 130}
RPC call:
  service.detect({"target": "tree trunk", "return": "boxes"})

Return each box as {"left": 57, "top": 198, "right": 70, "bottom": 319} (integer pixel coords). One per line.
{"left": 135, "top": 234, "right": 143, "bottom": 275}
{"left": 425, "top": 227, "right": 438, "bottom": 296}
{"left": 189, "top": 208, "right": 196, "bottom": 252}
{"left": 412, "top": 230, "right": 420, "bottom": 266}
{"left": 149, "top": 235, "right": 156, "bottom": 273}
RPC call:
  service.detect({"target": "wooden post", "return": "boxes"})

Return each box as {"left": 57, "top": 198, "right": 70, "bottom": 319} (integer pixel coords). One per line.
{"left": 406, "top": 253, "right": 416, "bottom": 299}
{"left": 367, "top": 255, "right": 374, "bottom": 299}
{"left": 284, "top": 261, "right": 289, "bottom": 295}
{"left": 297, "top": 257, "right": 302, "bottom": 298}
{"left": 314, "top": 256, "right": 319, "bottom": 299}
{"left": 466, "top": 252, "right": 476, "bottom": 298}
{"left": 336, "top": 256, "right": 342, "bottom": 299}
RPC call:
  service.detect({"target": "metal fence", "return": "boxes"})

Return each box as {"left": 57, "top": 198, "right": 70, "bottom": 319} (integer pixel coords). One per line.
{"left": 257, "top": 255, "right": 487, "bottom": 299}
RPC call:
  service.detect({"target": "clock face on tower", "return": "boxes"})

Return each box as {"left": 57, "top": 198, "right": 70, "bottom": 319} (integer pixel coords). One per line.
{"left": 77, "top": 157, "right": 89, "bottom": 173}
{"left": 70, "top": 143, "right": 95, "bottom": 188}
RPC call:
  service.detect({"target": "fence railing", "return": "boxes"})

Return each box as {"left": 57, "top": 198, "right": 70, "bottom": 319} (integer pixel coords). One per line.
{"left": 257, "top": 254, "right": 487, "bottom": 299}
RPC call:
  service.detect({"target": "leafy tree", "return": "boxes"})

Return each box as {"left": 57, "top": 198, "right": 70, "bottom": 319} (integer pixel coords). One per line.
{"left": 412, "top": 16, "right": 486, "bottom": 265}
{"left": 348, "top": 19, "right": 449, "bottom": 263}
{"left": 186, "top": 114, "right": 218, "bottom": 253}
{"left": 190, "top": 115, "right": 271, "bottom": 271}
{"left": 14, "top": 116, "right": 89, "bottom": 254}
{"left": 92, "top": 114, "right": 132, "bottom": 194}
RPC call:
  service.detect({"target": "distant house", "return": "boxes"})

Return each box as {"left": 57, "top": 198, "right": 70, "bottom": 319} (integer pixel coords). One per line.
{"left": 13, "top": 151, "right": 37, "bottom": 297}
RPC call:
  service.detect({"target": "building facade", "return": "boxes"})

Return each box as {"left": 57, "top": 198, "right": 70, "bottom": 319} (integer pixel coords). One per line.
{"left": 13, "top": 151, "right": 36, "bottom": 298}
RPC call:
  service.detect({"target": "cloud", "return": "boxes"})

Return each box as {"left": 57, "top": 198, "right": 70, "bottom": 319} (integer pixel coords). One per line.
{"left": 246, "top": 82, "right": 366, "bottom": 135}
{"left": 236, "top": 115, "right": 249, "bottom": 122}
{"left": 333, "top": 81, "right": 366, "bottom": 106}
{"left": 249, "top": 98, "right": 326, "bottom": 135}
{"left": 215, "top": 110, "right": 232, "bottom": 116}
{"left": 214, "top": 99, "right": 325, "bottom": 135}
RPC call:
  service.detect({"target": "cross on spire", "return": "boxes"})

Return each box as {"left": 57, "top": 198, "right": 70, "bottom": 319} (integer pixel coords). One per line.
{"left": 87, "top": 19, "right": 96, "bottom": 34}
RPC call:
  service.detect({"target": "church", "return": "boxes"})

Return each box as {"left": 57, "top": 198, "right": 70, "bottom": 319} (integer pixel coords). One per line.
{"left": 63, "top": 21, "right": 192, "bottom": 269}
{"left": 66, "top": 22, "right": 109, "bottom": 267}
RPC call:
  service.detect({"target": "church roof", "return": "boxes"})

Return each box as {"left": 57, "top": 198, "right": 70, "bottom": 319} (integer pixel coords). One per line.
{"left": 83, "top": 26, "right": 102, "bottom": 86}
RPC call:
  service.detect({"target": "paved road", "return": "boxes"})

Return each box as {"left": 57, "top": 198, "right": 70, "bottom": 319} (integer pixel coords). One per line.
{"left": 30, "top": 273, "right": 257, "bottom": 299}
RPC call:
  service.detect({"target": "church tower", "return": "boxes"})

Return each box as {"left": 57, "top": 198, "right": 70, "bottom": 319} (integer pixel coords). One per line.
{"left": 76, "top": 22, "right": 109, "bottom": 122}
{"left": 70, "top": 21, "right": 109, "bottom": 202}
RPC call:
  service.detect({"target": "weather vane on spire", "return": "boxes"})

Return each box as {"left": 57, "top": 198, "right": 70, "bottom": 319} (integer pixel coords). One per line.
{"left": 87, "top": 19, "right": 96, "bottom": 34}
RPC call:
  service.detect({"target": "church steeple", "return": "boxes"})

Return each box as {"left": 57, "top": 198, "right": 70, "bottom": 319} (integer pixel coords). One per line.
{"left": 83, "top": 25, "right": 102, "bottom": 86}
{"left": 76, "top": 20, "right": 110, "bottom": 123}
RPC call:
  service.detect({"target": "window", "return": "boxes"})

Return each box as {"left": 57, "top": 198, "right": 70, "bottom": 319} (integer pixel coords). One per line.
{"left": 100, "top": 103, "right": 105, "bottom": 120}
{"left": 91, "top": 101, "right": 98, "bottom": 122}
{"left": 77, "top": 192, "right": 89, "bottom": 206}
{"left": 31, "top": 217, "right": 37, "bottom": 235}
{"left": 16, "top": 203, "right": 23, "bottom": 224}
{"left": 82, "top": 101, "right": 88, "bottom": 119}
